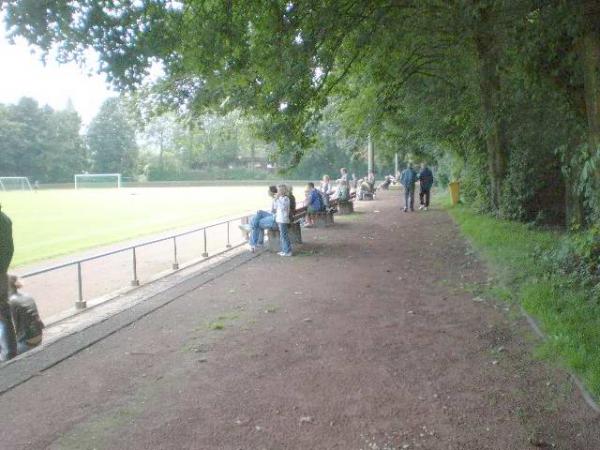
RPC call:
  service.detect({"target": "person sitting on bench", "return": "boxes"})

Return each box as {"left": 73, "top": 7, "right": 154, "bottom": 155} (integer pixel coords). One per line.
{"left": 240, "top": 185, "right": 278, "bottom": 251}
{"left": 7, "top": 275, "right": 44, "bottom": 355}
{"left": 334, "top": 179, "right": 350, "bottom": 202}
{"left": 304, "top": 182, "right": 324, "bottom": 227}
{"left": 378, "top": 175, "right": 393, "bottom": 190}
{"left": 357, "top": 178, "right": 374, "bottom": 200}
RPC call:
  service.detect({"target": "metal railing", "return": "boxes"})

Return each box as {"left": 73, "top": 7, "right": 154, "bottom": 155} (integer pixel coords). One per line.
{"left": 19, "top": 215, "right": 250, "bottom": 311}
{"left": 17, "top": 192, "right": 356, "bottom": 313}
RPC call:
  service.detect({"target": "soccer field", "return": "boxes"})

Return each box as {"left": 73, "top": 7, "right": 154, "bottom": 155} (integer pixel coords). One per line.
{"left": 0, "top": 185, "right": 296, "bottom": 268}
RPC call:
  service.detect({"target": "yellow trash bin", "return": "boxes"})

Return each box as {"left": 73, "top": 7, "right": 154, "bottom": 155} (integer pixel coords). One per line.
{"left": 449, "top": 181, "right": 460, "bottom": 205}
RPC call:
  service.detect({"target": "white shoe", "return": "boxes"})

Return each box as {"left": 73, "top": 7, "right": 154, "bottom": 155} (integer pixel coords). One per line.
{"left": 239, "top": 224, "right": 252, "bottom": 232}
{"left": 280, "top": 252, "right": 292, "bottom": 257}
{"left": 424, "top": 207, "right": 428, "bottom": 211}
{"left": 419, "top": 205, "right": 424, "bottom": 210}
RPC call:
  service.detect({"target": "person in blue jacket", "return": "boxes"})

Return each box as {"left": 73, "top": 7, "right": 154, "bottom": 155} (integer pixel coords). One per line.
{"left": 418, "top": 162, "right": 434, "bottom": 211}
{"left": 304, "top": 182, "right": 323, "bottom": 227}
{"left": 399, "top": 163, "right": 418, "bottom": 212}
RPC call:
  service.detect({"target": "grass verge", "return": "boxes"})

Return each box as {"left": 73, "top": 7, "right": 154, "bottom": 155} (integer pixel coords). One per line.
{"left": 444, "top": 201, "right": 600, "bottom": 397}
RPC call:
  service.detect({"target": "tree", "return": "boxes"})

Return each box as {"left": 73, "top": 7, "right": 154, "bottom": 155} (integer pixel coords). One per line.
{"left": 42, "top": 104, "right": 87, "bottom": 181}
{"left": 87, "top": 97, "right": 138, "bottom": 176}
{"left": 4, "top": 0, "right": 600, "bottom": 223}
{"left": 0, "top": 98, "right": 87, "bottom": 182}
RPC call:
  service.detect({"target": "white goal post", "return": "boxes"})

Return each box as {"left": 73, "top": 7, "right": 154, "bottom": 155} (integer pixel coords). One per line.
{"left": 0, "top": 177, "right": 33, "bottom": 191}
{"left": 74, "top": 173, "right": 122, "bottom": 189}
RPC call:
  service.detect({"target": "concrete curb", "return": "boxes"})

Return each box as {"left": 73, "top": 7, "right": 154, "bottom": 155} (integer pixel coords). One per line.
{"left": 0, "top": 248, "right": 261, "bottom": 396}
{"left": 521, "top": 306, "right": 600, "bottom": 414}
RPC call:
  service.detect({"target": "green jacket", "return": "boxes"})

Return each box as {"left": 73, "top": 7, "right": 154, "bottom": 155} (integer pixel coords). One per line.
{"left": 0, "top": 211, "right": 14, "bottom": 273}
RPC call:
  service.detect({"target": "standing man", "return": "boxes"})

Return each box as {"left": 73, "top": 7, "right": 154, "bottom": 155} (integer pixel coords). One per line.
{"left": 400, "top": 163, "right": 418, "bottom": 212}
{"left": 0, "top": 204, "right": 17, "bottom": 361}
{"left": 418, "top": 162, "right": 434, "bottom": 211}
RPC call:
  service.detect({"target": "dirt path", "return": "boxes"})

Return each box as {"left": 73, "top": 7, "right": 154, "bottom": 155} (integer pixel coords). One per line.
{"left": 0, "top": 190, "right": 598, "bottom": 449}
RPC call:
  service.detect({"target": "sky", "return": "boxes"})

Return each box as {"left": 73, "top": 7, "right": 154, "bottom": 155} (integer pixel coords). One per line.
{"left": 0, "top": 15, "right": 116, "bottom": 127}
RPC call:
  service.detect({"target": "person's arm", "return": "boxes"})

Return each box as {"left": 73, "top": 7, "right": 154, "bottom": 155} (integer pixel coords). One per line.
{"left": 0, "top": 215, "right": 14, "bottom": 273}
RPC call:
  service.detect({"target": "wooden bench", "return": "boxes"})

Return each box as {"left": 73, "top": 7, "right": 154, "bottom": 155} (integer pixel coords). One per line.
{"left": 357, "top": 191, "right": 374, "bottom": 201}
{"left": 266, "top": 221, "right": 303, "bottom": 252}
{"left": 337, "top": 200, "right": 354, "bottom": 214}
{"left": 244, "top": 191, "right": 356, "bottom": 252}
{"left": 309, "top": 207, "right": 335, "bottom": 227}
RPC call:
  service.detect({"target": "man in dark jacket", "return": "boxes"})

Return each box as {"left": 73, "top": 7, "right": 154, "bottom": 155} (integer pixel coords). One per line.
{"left": 0, "top": 204, "right": 17, "bottom": 361}
{"left": 400, "top": 163, "right": 418, "bottom": 212}
{"left": 418, "top": 162, "right": 434, "bottom": 211}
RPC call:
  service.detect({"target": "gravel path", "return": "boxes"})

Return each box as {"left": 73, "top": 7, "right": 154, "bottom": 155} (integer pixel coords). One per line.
{"left": 0, "top": 190, "right": 598, "bottom": 449}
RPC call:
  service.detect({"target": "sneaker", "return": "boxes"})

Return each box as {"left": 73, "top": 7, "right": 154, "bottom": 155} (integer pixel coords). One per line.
{"left": 403, "top": 207, "right": 408, "bottom": 212}
{"left": 419, "top": 205, "right": 424, "bottom": 210}
{"left": 277, "top": 251, "right": 285, "bottom": 256}
{"left": 424, "top": 207, "right": 428, "bottom": 211}
{"left": 280, "top": 252, "right": 292, "bottom": 257}
{"left": 238, "top": 224, "right": 252, "bottom": 232}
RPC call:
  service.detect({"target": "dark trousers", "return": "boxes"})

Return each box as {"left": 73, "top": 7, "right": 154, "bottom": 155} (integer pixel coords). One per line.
{"left": 404, "top": 187, "right": 415, "bottom": 210}
{"left": 419, "top": 188, "right": 431, "bottom": 207}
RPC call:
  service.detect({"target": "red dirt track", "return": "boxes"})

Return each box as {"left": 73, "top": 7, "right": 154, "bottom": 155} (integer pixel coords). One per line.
{"left": 0, "top": 190, "right": 598, "bottom": 449}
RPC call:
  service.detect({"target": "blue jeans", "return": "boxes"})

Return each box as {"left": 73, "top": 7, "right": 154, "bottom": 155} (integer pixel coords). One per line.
{"left": 250, "top": 210, "right": 275, "bottom": 247}
{"left": 278, "top": 222, "right": 292, "bottom": 254}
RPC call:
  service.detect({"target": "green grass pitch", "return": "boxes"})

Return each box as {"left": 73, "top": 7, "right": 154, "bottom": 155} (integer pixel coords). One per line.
{"left": 0, "top": 185, "right": 302, "bottom": 268}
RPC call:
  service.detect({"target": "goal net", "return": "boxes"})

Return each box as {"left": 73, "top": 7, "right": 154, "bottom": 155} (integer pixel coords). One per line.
{"left": 0, "top": 177, "right": 32, "bottom": 191}
{"left": 74, "top": 173, "right": 122, "bottom": 189}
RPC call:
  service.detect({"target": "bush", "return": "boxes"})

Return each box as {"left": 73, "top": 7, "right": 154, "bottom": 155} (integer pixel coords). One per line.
{"left": 539, "top": 226, "right": 600, "bottom": 294}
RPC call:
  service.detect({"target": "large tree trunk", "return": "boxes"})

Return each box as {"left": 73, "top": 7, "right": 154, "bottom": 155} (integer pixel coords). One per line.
{"left": 582, "top": 1, "right": 600, "bottom": 218}
{"left": 564, "top": 142, "right": 585, "bottom": 227}
{"left": 474, "top": 9, "right": 507, "bottom": 212}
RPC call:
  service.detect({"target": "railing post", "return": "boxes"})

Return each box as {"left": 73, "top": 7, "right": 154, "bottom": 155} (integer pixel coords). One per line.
{"left": 172, "top": 236, "right": 179, "bottom": 270}
{"left": 226, "top": 221, "right": 232, "bottom": 248}
{"left": 202, "top": 228, "right": 209, "bottom": 257}
{"left": 74, "top": 262, "right": 86, "bottom": 310}
{"left": 131, "top": 246, "right": 140, "bottom": 286}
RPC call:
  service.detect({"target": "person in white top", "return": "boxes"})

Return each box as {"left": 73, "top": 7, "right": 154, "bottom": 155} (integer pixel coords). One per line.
{"left": 274, "top": 184, "right": 292, "bottom": 256}
{"left": 320, "top": 175, "right": 334, "bottom": 196}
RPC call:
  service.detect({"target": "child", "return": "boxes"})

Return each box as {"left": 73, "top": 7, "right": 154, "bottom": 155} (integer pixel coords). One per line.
{"left": 304, "top": 182, "right": 323, "bottom": 227}
{"left": 7, "top": 275, "right": 44, "bottom": 355}
{"left": 274, "top": 185, "right": 292, "bottom": 256}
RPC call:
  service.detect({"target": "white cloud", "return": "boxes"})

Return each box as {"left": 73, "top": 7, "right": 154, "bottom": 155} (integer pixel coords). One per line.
{"left": 0, "top": 16, "right": 116, "bottom": 128}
